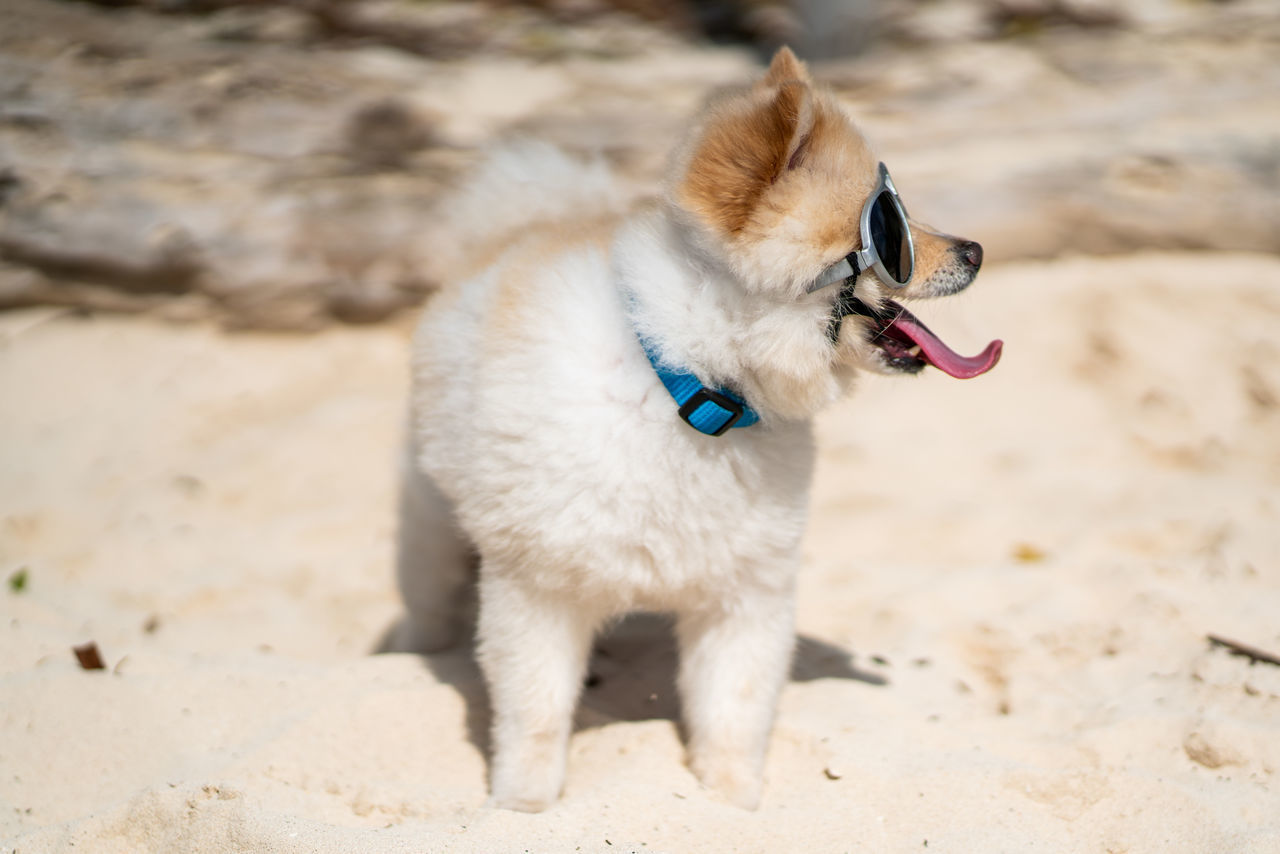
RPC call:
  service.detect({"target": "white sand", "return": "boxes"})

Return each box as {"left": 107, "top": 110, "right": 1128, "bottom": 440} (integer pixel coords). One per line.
{"left": 2, "top": 252, "right": 1279, "bottom": 852}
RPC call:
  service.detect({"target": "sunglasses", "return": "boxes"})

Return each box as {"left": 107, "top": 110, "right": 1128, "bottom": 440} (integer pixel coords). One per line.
{"left": 807, "top": 162, "right": 915, "bottom": 293}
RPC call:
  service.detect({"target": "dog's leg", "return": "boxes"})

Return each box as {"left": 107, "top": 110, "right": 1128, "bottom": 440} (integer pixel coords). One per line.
{"left": 477, "top": 569, "right": 599, "bottom": 812}
{"left": 676, "top": 588, "right": 796, "bottom": 809}
{"left": 391, "top": 442, "right": 476, "bottom": 652}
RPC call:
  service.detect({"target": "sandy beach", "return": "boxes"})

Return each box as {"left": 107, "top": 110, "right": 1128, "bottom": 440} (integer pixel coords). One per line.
{"left": 3, "top": 0, "right": 1280, "bottom": 849}
{"left": 3, "top": 249, "right": 1278, "bottom": 851}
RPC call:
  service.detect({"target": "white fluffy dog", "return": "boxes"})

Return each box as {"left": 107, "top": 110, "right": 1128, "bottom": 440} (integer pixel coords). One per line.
{"left": 396, "top": 48, "right": 1000, "bottom": 811}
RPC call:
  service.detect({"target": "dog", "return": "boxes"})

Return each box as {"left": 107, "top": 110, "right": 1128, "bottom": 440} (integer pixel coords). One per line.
{"left": 395, "top": 47, "right": 1001, "bottom": 812}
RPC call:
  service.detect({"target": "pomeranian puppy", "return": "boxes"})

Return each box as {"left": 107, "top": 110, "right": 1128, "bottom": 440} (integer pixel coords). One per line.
{"left": 396, "top": 47, "right": 1001, "bottom": 811}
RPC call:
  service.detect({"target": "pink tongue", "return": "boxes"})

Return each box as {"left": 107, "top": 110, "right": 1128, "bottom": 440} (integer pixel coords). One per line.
{"left": 888, "top": 307, "right": 1003, "bottom": 379}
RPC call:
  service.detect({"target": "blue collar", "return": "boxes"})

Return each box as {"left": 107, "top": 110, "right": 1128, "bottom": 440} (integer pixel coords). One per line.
{"left": 637, "top": 335, "right": 760, "bottom": 437}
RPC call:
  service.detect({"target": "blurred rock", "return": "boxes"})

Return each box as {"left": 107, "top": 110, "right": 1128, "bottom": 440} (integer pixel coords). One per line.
{"left": 0, "top": 0, "right": 745, "bottom": 328}
{"left": 0, "top": 0, "right": 1276, "bottom": 328}
{"left": 821, "top": 4, "right": 1280, "bottom": 262}
{"left": 344, "top": 99, "right": 439, "bottom": 171}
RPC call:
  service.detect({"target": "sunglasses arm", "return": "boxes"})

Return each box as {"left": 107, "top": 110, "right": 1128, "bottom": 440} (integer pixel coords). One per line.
{"left": 805, "top": 248, "right": 874, "bottom": 294}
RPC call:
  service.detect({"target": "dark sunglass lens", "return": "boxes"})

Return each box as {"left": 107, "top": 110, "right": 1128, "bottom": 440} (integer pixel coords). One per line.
{"left": 870, "top": 192, "right": 912, "bottom": 283}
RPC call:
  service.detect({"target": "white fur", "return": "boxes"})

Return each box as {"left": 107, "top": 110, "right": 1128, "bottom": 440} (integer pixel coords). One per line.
{"left": 394, "top": 35, "right": 997, "bottom": 809}
{"left": 400, "top": 143, "right": 845, "bottom": 811}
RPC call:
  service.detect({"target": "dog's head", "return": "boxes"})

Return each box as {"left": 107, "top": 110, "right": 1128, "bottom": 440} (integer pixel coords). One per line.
{"left": 667, "top": 47, "right": 1000, "bottom": 393}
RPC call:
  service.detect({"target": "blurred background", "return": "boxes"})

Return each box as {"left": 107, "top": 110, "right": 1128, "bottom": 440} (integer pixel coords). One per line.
{"left": 1, "top": 0, "right": 1277, "bottom": 329}
{"left": 3, "top": 6, "right": 1279, "bottom": 847}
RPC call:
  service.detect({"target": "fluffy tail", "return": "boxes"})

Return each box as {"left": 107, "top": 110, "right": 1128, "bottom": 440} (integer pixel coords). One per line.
{"left": 422, "top": 140, "right": 625, "bottom": 285}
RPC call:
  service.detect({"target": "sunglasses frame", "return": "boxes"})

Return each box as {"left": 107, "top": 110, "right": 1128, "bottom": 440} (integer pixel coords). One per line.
{"left": 807, "top": 162, "right": 915, "bottom": 293}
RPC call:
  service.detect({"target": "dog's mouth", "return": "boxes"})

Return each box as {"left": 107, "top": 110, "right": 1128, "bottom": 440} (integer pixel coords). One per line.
{"left": 833, "top": 289, "right": 1003, "bottom": 379}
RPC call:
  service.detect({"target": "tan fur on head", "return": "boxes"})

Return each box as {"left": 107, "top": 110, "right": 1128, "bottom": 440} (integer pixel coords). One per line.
{"left": 757, "top": 45, "right": 813, "bottom": 89}
{"left": 670, "top": 47, "right": 880, "bottom": 296}
{"left": 676, "top": 80, "right": 815, "bottom": 238}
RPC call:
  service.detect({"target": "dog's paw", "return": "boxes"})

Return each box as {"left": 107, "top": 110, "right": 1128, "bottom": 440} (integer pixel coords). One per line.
{"left": 484, "top": 791, "right": 557, "bottom": 813}
{"left": 485, "top": 775, "right": 562, "bottom": 813}
{"left": 690, "top": 752, "right": 764, "bottom": 810}
{"left": 486, "top": 748, "right": 567, "bottom": 813}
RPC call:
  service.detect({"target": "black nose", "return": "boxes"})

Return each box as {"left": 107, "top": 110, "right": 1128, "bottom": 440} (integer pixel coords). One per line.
{"left": 958, "top": 241, "right": 983, "bottom": 270}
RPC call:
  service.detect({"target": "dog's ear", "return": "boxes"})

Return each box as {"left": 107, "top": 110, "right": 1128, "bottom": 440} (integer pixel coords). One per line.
{"left": 769, "top": 80, "right": 815, "bottom": 174}
{"left": 678, "top": 80, "right": 815, "bottom": 235}
{"left": 774, "top": 80, "right": 815, "bottom": 173}
{"left": 759, "top": 46, "right": 813, "bottom": 89}
{"left": 756, "top": 47, "right": 815, "bottom": 171}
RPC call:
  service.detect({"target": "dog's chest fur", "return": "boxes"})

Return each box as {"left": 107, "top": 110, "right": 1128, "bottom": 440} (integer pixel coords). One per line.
{"left": 409, "top": 213, "right": 815, "bottom": 612}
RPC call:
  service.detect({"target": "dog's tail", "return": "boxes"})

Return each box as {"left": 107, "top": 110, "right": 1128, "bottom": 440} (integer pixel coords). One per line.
{"left": 421, "top": 140, "right": 626, "bottom": 285}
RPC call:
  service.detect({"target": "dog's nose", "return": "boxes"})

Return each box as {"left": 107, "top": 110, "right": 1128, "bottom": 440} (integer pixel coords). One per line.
{"left": 957, "top": 241, "right": 983, "bottom": 270}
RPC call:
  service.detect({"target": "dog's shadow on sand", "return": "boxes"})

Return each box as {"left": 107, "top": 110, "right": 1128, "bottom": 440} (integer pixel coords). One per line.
{"left": 375, "top": 613, "right": 886, "bottom": 759}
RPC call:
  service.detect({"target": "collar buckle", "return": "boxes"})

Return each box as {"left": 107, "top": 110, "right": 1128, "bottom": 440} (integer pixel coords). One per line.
{"left": 677, "top": 388, "right": 746, "bottom": 437}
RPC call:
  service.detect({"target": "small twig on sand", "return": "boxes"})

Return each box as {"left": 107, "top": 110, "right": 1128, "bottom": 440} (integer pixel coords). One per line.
{"left": 73, "top": 642, "right": 106, "bottom": 671}
{"left": 1207, "top": 634, "right": 1280, "bottom": 668}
